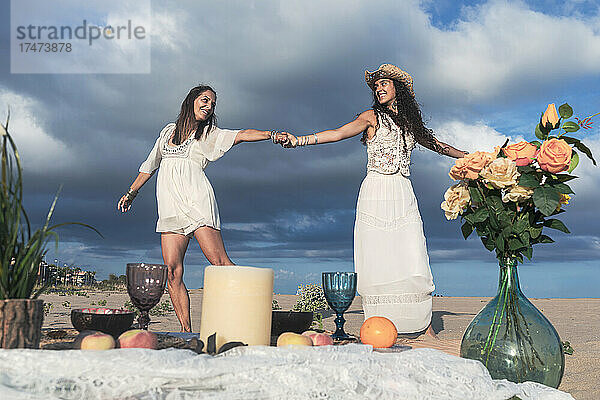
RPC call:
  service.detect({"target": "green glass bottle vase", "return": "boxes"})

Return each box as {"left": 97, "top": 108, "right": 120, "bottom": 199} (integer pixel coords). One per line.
{"left": 460, "top": 257, "right": 565, "bottom": 388}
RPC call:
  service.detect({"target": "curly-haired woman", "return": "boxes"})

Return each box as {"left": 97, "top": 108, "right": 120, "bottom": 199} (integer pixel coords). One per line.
{"left": 118, "top": 84, "right": 284, "bottom": 332}
{"left": 280, "top": 65, "right": 467, "bottom": 337}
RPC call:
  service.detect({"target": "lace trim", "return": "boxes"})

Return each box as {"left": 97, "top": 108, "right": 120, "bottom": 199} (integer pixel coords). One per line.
{"left": 366, "top": 113, "right": 415, "bottom": 175}
{"left": 356, "top": 210, "right": 421, "bottom": 231}
{"left": 162, "top": 134, "right": 195, "bottom": 158}
{"left": 362, "top": 292, "right": 431, "bottom": 305}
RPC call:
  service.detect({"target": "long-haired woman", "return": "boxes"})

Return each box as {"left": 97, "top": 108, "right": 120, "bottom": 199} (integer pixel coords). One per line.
{"left": 118, "top": 84, "right": 283, "bottom": 332}
{"left": 280, "top": 65, "right": 467, "bottom": 336}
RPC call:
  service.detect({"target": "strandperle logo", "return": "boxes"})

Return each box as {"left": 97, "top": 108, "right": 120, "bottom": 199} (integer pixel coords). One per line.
{"left": 15, "top": 20, "right": 146, "bottom": 46}
{"left": 11, "top": 0, "right": 151, "bottom": 74}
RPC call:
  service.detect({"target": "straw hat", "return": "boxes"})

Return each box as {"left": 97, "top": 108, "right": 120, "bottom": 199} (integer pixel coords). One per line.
{"left": 365, "top": 64, "right": 414, "bottom": 97}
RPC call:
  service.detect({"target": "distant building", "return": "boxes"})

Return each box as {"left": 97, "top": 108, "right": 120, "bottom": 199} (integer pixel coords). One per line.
{"left": 37, "top": 261, "right": 96, "bottom": 286}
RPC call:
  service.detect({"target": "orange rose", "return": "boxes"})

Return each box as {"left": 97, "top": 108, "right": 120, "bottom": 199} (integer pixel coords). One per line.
{"left": 449, "top": 151, "right": 496, "bottom": 181}
{"left": 537, "top": 138, "right": 572, "bottom": 174}
{"left": 503, "top": 141, "right": 538, "bottom": 166}
{"left": 541, "top": 103, "right": 560, "bottom": 130}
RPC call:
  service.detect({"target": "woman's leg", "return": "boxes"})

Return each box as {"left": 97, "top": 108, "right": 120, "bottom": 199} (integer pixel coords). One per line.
{"left": 193, "top": 226, "right": 235, "bottom": 266}
{"left": 161, "top": 232, "right": 192, "bottom": 332}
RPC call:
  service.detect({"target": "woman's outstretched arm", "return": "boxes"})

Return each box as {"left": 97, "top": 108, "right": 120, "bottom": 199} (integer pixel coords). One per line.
{"left": 234, "top": 129, "right": 286, "bottom": 145}
{"left": 117, "top": 171, "right": 155, "bottom": 212}
{"left": 426, "top": 137, "right": 468, "bottom": 159}
{"left": 285, "top": 110, "right": 375, "bottom": 147}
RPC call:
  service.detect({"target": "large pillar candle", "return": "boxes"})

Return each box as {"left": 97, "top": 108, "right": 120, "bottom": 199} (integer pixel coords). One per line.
{"left": 200, "top": 266, "right": 274, "bottom": 350}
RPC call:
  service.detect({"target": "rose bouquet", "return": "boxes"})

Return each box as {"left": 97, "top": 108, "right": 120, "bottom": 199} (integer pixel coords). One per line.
{"left": 443, "top": 103, "right": 597, "bottom": 387}
{"left": 442, "top": 103, "right": 596, "bottom": 262}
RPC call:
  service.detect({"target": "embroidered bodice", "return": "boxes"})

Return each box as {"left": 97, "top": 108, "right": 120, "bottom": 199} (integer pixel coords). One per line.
{"left": 366, "top": 112, "right": 415, "bottom": 176}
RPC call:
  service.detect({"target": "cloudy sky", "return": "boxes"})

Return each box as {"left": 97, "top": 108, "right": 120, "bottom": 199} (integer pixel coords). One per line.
{"left": 1, "top": 0, "right": 599, "bottom": 296}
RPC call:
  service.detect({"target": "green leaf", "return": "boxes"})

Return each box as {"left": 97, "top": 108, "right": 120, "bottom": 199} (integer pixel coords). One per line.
{"left": 543, "top": 218, "right": 570, "bottom": 234}
{"left": 519, "top": 230, "right": 531, "bottom": 246}
{"left": 498, "top": 211, "right": 513, "bottom": 228}
{"left": 495, "top": 235, "right": 505, "bottom": 253}
{"left": 556, "top": 174, "right": 578, "bottom": 183}
{"left": 535, "top": 123, "right": 546, "bottom": 140}
{"left": 515, "top": 215, "right": 529, "bottom": 234}
{"left": 550, "top": 182, "right": 574, "bottom": 194}
{"left": 486, "top": 196, "right": 504, "bottom": 213}
{"left": 523, "top": 246, "right": 533, "bottom": 260}
{"left": 533, "top": 186, "right": 560, "bottom": 217}
{"left": 468, "top": 186, "right": 483, "bottom": 203}
{"left": 558, "top": 103, "right": 573, "bottom": 119}
{"left": 481, "top": 236, "right": 496, "bottom": 251}
{"left": 538, "top": 235, "right": 555, "bottom": 244}
{"left": 530, "top": 140, "right": 542, "bottom": 148}
{"left": 562, "top": 136, "right": 579, "bottom": 145}
{"left": 573, "top": 141, "right": 597, "bottom": 166}
{"left": 562, "top": 121, "right": 580, "bottom": 133}
{"left": 518, "top": 173, "right": 540, "bottom": 188}
{"left": 567, "top": 150, "right": 579, "bottom": 173}
{"left": 529, "top": 226, "right": 542, "bottom": 239}
{"left": 461, "top": 221, "right": 474, "bottom": 239}
{"left": 508, "top": 238, "right": 524, "bottom": 251}
{"left": 518, "top": 165, "right": 535, "bottom": 173}
{"left": 474, "top": 222, "right": 490, "bottom": 237}
{"left": 471, "top": 207, "right": 490, "bottom": 223}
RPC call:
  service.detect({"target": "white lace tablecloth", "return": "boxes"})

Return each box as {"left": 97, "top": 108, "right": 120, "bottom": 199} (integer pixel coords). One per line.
{"left": 0, "top": 345, "right": 573, "bottom": 400}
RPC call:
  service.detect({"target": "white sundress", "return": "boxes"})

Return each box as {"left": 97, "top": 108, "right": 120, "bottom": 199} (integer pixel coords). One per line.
{"left": 139, "top": 123, "right": 239, "bottom": 236}
{"left": 354, "top": 112, "right": 435, "bottom": 333}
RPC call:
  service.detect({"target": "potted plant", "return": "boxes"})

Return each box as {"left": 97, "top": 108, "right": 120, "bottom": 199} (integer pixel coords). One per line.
{"left": 441, "top": 103, "right": 596, "bottom": 388}
{"left": 0, "top": 115, "right": 100, "bottom": 348}
{"left": 271, "top": 284, "right": 330, "bottom": 336}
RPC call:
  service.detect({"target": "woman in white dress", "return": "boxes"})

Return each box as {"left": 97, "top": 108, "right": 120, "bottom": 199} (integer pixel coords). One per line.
{"left": 280, "top": 65, "right": 468, "bottom": 336}
{"left": 118, "top": 84, "right": 284, "bottom": 332}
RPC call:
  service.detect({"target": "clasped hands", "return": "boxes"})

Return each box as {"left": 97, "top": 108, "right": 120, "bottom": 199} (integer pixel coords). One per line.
{"left": 271, "top": 131, "right": 298, "bottom": 148}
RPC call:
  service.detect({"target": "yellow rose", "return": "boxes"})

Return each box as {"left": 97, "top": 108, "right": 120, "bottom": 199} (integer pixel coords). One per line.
{"left": 441, "top": 181, "right": 471, "bottom": 220}
{"left": 541, "top": 103, "right": 560, "bottom": 130}
{"left": 480, "top": 158, "right": 520, "bottom": 189}
{"left": 556, "top": 193, "right": 571, "bottom": 211}
{"left": 502, "top": 185, "right": 534, "bottom": 203}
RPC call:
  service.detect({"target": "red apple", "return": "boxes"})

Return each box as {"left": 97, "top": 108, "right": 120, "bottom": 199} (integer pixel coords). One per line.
{"left": 117, "top": 329, "right": 158, "bottom": 349}
{"left": 302, "top": 331, "right": 334, "bottom": 346}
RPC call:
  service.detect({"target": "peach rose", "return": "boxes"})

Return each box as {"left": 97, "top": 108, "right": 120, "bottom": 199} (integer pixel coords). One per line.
{"left": 480, "top": 158, "right": 520, "bottom": 189}
{"left": 541, "top": 103, "right": 560, "bottom": 130}
{"left": 441, "top": 181, "right": 470, "bottom": 220}
{"left": 503, "top": 141, "right": 538, "bottom": 167}
{"left": 502, "top": 185, "right": 534, "bottom": 203}
{"left": 449, "top": 151, "right": 496, "bottom": 181}
{"left": 537, "top": 138, "right": 572, "bottom": 174}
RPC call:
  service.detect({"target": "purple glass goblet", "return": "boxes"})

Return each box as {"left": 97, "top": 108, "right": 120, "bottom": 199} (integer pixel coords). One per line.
{"left": 126, "top": 263, "right": 168, "bottom": 330}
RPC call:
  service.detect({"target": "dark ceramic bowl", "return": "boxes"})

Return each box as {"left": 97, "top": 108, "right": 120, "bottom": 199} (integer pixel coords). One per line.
{"left": 71, "top": 308, "right": 135, "bottom": 338}
{"left": 271, "top": 310, "right": 314, "bottom": 337}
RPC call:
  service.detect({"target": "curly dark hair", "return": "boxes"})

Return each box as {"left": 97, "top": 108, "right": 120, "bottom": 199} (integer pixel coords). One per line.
{"left": 172, "top": 84, "right": 218, "bottom": 145}
{"left": 361, "top": 79, "right": 444, "bottom": 154}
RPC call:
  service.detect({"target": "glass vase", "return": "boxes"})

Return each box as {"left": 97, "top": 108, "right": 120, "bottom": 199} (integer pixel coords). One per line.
{"left": 460, "top": 257, "right": 565, "bottom": 388}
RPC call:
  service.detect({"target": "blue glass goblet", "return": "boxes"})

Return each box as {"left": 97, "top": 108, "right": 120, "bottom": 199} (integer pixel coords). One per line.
{"left": 322, "top": 272, "right": 357, "bottom": 340}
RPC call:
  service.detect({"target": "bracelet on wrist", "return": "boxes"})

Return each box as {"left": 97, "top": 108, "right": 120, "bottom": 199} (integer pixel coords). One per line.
{"left": 125, "top": 188, "right": 138, "bottom": 201}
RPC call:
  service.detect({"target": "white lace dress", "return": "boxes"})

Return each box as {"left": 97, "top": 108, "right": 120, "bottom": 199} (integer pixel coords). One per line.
{"left": 354, "top": 112, "right": 435, "bottom": 333}
{"left": 139, "top": 123, "right": 239, "bottom": 236}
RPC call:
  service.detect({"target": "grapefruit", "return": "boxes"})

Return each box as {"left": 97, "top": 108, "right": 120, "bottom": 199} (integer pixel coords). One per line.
{"left": 360, "top": 316, "right": 398, "bottom": 348}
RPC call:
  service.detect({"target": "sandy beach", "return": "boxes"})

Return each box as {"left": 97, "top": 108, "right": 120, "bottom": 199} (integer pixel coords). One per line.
{"left": 40, "top": 290, "right": 599, "bottom": 399}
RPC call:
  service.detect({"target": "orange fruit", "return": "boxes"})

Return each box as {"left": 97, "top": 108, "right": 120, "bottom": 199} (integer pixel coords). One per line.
{"left": 360, "top": 316, "right": 398, "bottom": 348}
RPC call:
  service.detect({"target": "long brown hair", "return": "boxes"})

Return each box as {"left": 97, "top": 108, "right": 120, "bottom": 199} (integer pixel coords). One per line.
{"left": 172, "top": 85, "right": 217, "bottom": 145}
{"left": 361, "top": 79, "right": 442, "bottom": 154}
